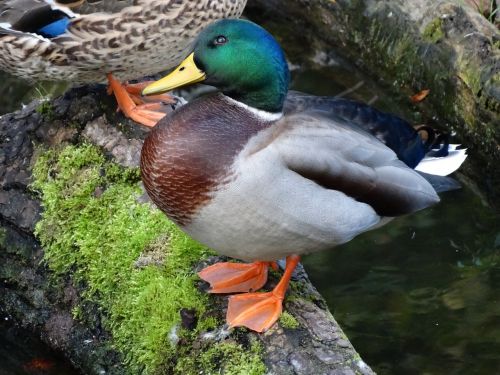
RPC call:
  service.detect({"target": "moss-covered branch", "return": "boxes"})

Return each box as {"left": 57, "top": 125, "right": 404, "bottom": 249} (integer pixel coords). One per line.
{"left": 32, "top": 143, "right": 223, "bottom": 373}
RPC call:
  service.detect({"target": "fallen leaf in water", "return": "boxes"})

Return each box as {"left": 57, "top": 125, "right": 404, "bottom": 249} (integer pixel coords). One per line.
{"left": 410, "top": 89, "right": 430, "bottom": 103}
{"left": 23, "top": 358, "right": 55, "bottom": 372}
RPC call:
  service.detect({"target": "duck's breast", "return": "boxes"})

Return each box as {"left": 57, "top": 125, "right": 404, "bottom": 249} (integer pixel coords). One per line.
{"left": 183, "top": 124, "right": 383, "bottom": 262}
{"left": 141, "top": 94, "right": 272, "bottom": 227}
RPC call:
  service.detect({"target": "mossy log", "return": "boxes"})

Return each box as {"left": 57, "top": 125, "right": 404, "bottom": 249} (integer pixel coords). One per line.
{"left": 246, "top": 0, "right": 500, "bottom": 209}
{"left": 0, "top": 86, "right": 373, "bottom": 375}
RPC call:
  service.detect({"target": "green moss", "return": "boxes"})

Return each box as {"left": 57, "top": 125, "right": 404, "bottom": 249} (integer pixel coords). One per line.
{"left": 0, "top": 227, "right": 6, "bottom": 248}
{"left": 35, "top": 101, "right": 55, "bottom": 119}
{"left": 423, "top": 18, "right": 445, "bottom": 43}
{"left": 175, "top": 340, "right": 267, "bottom": 375}
{"left": 279, "top": 311, "right": 300, "bottom": 329}
{"left": 71, "top": 305, "right": 83, "bottom": 320}
{"left": 352, "top": 16, "right": 458, "bottom": 122}
{"left": 288, "top": 279, "right": 308, "bottom": 294}
{"left": 32, "top": 144, "right": 252, "bottom": 374}
{"left": 195, "top": 315, "right": 220, "bottom": 332}
{"left": 458, "top": 65, "right": 483, "bottom": 96}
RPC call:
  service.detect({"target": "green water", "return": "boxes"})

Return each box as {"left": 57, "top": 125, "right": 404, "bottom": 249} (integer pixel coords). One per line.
{"left": 303, "top": 188, "right": 500, "bottom": 374}
{"left": 290, "top": 66, "right": 500, "bottom": 374}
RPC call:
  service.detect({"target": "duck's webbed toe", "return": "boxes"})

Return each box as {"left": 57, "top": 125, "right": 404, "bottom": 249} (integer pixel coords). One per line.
{"left": 198, "top": 261, "right": 275, "bottom": 294}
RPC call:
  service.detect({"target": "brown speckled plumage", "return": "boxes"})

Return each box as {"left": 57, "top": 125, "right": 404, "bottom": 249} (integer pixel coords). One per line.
{"left": 140, "top": 93, "right": 270, "bottom": 226}
{"left": 0, "top": 0, "right": 246, "bottom": 83}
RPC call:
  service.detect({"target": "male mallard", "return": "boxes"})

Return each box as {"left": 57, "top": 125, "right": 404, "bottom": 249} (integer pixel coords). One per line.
{"left": 0, "top": 0, "right": 246, "bottom": 126}
{"left": 140, "top": 19, "right": 467, "bottom": 332}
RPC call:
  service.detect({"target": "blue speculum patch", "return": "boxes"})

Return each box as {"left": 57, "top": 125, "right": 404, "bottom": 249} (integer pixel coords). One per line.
{"left": 37, "top": 17, "right": 71, "bottom": 38}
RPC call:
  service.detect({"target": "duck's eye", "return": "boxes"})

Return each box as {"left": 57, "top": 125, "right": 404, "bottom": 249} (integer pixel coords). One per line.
{"left": 214, "top": 35, "right": 228, "bottom": 45}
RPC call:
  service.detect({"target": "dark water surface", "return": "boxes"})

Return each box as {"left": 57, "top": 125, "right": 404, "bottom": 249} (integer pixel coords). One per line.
{"left": 0, "top": 320, "right": 78, "bottom": 375}
{"left": 302, "top": 188, "right": 500, "bottom": 375}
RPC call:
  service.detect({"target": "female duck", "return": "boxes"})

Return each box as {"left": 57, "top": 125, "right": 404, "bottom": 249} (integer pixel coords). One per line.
{"left": 141, "top": 19, "right": 466, "bottom": 332}
{"left": 0, "top": 0, "right": 246, "bottom": 126}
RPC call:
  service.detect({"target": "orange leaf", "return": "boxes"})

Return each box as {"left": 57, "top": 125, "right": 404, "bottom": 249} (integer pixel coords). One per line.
{"left": 410, "top": 89, "right": 430, "bottom": 103}
{"left": 23, "top": 358, "right": 55, "bottom": 372}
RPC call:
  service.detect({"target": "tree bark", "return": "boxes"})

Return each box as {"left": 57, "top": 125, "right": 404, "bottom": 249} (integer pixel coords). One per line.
{"left": 0, "top": 86, "right": 373, "bottom": 374}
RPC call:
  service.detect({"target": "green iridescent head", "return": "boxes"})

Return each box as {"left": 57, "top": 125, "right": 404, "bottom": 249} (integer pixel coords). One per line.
{"left": 143, "top": 19, "right": 290, "bottom": 114}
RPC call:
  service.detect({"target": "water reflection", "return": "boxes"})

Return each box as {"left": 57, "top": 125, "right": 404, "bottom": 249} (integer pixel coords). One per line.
{"left": 0, "top": 320, "right": 78, "bottom": 375}
{"left": 303, "top": 188, "right": 500, "bottom": 374}
{"left": 0, "top": 71, "right": 68, "bottom": 115}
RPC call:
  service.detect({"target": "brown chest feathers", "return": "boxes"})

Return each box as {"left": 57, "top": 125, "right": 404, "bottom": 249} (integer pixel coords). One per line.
{"left": 140, "top": 93, "right": 271, "bottom": 226}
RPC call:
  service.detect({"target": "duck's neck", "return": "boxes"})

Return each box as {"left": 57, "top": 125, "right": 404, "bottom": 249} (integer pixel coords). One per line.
{"left": 224, "top": 87, "right": 285, "bottom": 115}
{"left": 219, "top": 61, "right": 289, "bottom": 114}
{"left": 223, "top": 95, "right": 283, "bottom": 122}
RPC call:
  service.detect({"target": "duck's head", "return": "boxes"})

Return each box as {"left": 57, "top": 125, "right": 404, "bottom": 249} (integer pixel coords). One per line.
{"left": 143, "top": 19, "right": 290, "bottom": 114}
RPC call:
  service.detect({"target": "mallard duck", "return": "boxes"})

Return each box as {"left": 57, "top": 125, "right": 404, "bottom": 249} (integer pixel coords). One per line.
{"left": 0, "top": 0, "right": 247, "bottom": 126}
{"left": 140, "top": 19, "right": 467, "bottom": 332}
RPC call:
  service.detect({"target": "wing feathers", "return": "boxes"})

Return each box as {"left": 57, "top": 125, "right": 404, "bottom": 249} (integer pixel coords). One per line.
{"left": 275, "top": 113, "right": 440, "bottom": 217}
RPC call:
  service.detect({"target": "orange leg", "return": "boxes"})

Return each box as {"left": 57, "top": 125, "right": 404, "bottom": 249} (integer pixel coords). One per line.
{"left": 123, "top": 81, "right": 177, "bottom": 104}
{"left": 226, "top": 255, "right": 300, "bottom": 332}
{"left": 198, "top": 261, "right": 277, "bottom": 294}
{"left": 107, "top": 73, "right": 172, "bottom": 128}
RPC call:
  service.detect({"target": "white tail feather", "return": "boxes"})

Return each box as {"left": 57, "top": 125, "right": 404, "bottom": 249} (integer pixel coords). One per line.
{"left": 415, "top": 144, "right": 467, "bottom": 176}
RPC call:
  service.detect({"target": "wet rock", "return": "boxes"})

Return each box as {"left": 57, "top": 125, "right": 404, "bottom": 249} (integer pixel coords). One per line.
{"left": 180, "top": 308, "right": 198, "bottom": 330}
{"left": 0, "top": 86, "right": 127, "bottom": 375}
{"left": 45, "top": 312, "right": 74, "bottom": 349}
{"left": 83, "top": 116, "right": 144, "bottom": 168}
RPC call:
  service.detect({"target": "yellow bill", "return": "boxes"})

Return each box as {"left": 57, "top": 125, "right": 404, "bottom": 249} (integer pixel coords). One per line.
{"left": 142, "top": 53, "right": 206, "bottom": 96}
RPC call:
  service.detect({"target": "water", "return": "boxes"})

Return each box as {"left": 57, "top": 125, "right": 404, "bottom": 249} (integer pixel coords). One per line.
{"left": 0, "top": 320, "right": 78, "bottom": 375}
{"left": 302, "top": 188, "right": 500, "bottom": 374}
{"left": 289, "top": 66, "right": 500, "bottom": 374}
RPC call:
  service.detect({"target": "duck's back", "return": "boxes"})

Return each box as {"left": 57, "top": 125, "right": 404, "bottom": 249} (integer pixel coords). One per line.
{"left": 67, "top": 1, "right": 136, "bottom": 14}
{"left": 284, "top": 91, "right": 427, "bottom": 168}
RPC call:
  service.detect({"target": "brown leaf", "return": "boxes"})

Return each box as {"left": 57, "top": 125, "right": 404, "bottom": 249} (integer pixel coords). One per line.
{"left": 410, "top": 89, "right": 430, "bottom": 103}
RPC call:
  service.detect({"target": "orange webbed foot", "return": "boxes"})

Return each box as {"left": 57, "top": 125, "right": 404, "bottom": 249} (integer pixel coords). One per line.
{"left": 198, "top": 261, "right": 274, "bottom": 294}
{"left": 226, "top": 255, "right": 301, "bottom": 332}
{"left": 107, "top": 74, "right": 172, "bottom": 128}
{"left": 227, "top": 291, "right": 283, "bottom": 332}
{"left": 123, "top": 81, "right": 177, "bottom": 105}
